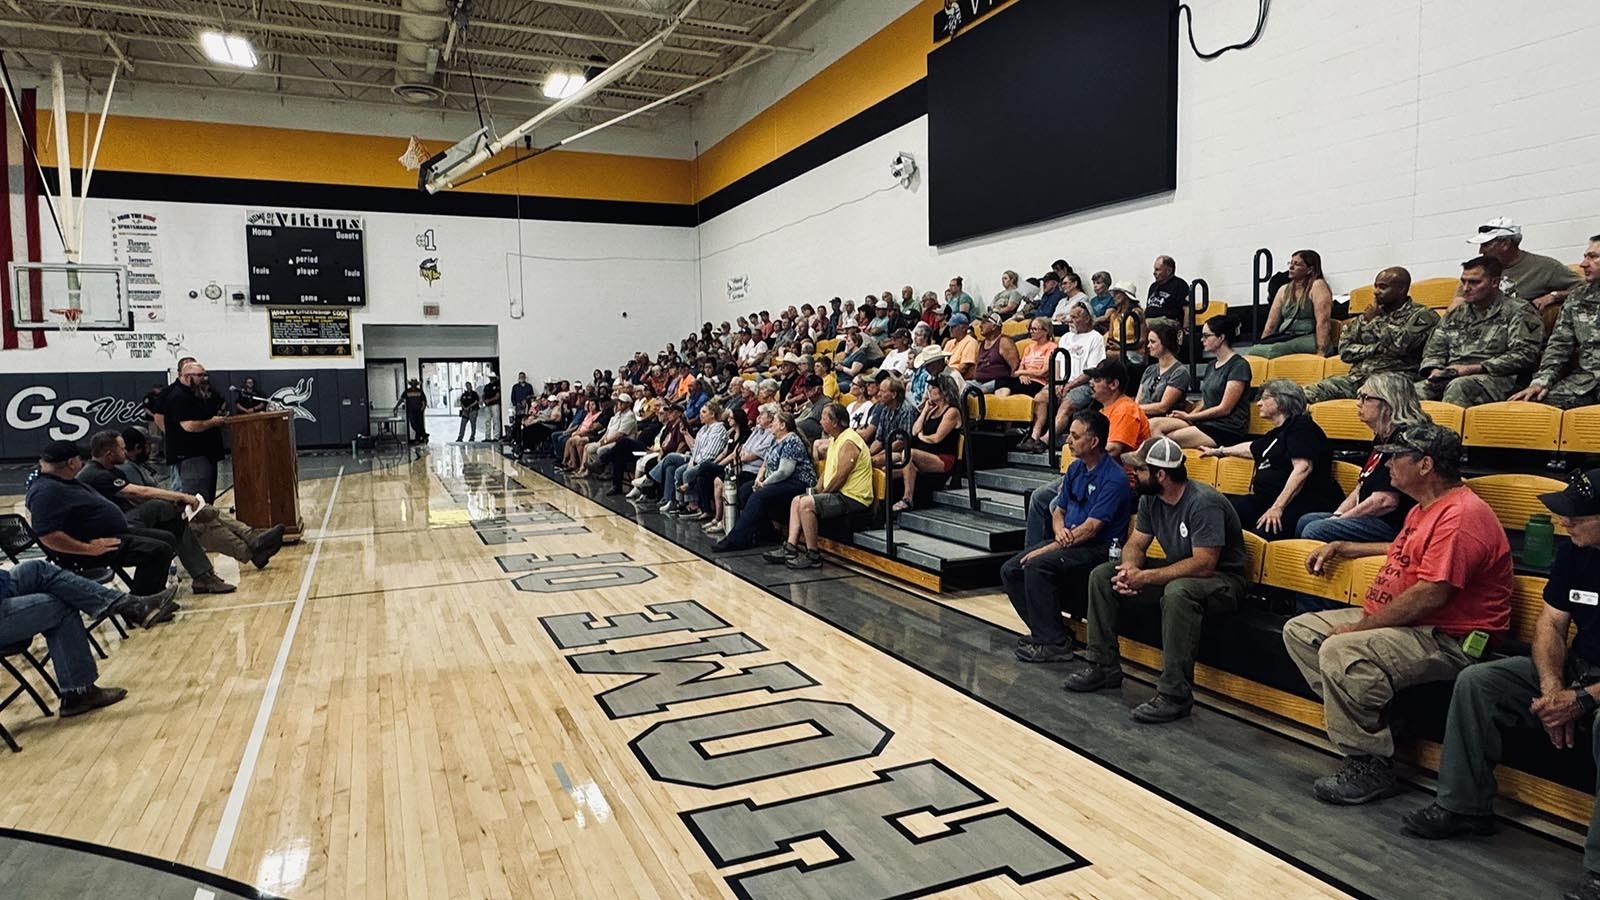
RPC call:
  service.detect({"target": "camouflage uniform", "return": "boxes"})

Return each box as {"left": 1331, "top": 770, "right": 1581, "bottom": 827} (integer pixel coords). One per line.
{"left": 1415, "top": 290, "right": 1543, "bottom": 406}
{"left": 1531, "top": 281, "right": 1600, "bottom": 409}
{"left": 1304, "top": 298, "right": 1440, "bottom": 404}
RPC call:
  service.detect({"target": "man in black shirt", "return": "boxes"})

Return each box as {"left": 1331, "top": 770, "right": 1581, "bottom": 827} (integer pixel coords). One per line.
{"left": 165, "top": 361, "right": 229, "bottom": 502}
{"left": 510, "top": 372, "right": 534, "bottom": 416}
{"left": 482, "top": 375, "right": 503, "bottom": 442}
{"left": 234, "top": 376, "right": 267, "bottom": 414}
{"left": 1146, "top": 255, "right": 1192, "bottom": 327}
{"left": 121, "top": 427, "right": 282, "bottom": 570}
{"left": 1401, "top": 467, "right": 1600, "bottom": 900}
{"left": 398, "top": 379, "right": 428, "bottom": 443}
{"left": 26, "top": 440, "right": 178, "bottom": 600}
{"left": 457, "top": 383, "right": 481, "bottom": 442}
{"left": 80, "top": 430, "right": 237, "bottom": 593}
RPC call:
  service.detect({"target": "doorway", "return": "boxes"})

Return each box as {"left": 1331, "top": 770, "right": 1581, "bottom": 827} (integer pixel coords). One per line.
{"left": 365, "top": 357, "right": 407, "bottom": 439}
{"left": 420, "top": 358, "right": 500, "bottom": 438}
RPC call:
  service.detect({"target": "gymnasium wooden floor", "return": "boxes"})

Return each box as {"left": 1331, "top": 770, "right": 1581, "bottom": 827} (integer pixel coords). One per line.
{"left": 0, "top": 445, "right": 1581, "bottom": 898}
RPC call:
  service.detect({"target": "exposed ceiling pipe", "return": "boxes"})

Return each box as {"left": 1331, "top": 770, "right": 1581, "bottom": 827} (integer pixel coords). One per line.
{"left": 395, "top": 0, "right": 448, "bottom": 103}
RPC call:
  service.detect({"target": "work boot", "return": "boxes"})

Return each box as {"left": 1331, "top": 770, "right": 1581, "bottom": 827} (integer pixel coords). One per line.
{"left": 1129, "top": 693, "right": 1193, "bottom": 724}
{"left": 1312, "top": 755, "right": 1397, "bottom": 805}
{"left": 191, "top": 572, "right": 237, "bottom": 594}
{"left": 59, "top": 684, "right": 129, "bottom": 718}
{"left": 762, "top": 542, "right": 799, "bottom": 564}
{"left": 785, "top": 548, "right": 823, "bottom": 569}
{"left": 1061, "top": 662, "right": 1124, "bottom": 692}
{"left": 1015, "top": 640, "right": 1074, "bottom": 663}
{"left": 1400, "top": 802, "right": 1496, "bottom": 839}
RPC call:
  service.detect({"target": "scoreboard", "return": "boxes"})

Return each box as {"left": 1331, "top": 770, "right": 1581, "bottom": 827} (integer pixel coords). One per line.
{"left": 245, "top": 210, "right": 367, "bottom": 307}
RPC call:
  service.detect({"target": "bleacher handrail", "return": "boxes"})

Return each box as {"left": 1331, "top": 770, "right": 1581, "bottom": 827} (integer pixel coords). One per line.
{"left": 959, "top": 383, "right": 984, "bottom": 511}
{"left": 1188, "top": 277, "right": 1209, "bottom": 384}
{"left": 1046, "top": 346, "right": 1071, "bottom": 471}
{"left": 883, "top": 427, "right": 914, "bottom": 558}
{"left": 1252, "top": 247, "right": 1273, "bottom": 337}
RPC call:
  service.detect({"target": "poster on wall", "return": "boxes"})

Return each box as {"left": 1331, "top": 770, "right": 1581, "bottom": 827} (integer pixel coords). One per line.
{"left": 87, "top": 332, "right": 189, "bottom": 361}
{"left": 268, "top": 307, "right": 352, "bottom": 358}
{"left": 110, "top": 211, "right": 165, "bottom": 322}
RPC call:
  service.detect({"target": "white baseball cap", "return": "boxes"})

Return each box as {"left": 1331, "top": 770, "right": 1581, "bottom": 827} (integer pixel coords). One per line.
{"left": 1122, "top": 436, "right": 1185, "bottom": 470}
{"left": 1466, "top": 217, "right": 1521, "bottom": 244}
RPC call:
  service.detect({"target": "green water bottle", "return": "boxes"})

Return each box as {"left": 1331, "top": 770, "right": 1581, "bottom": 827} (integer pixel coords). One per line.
{"left": 1524, "top": 513, "right": 1555, "bottom": 569}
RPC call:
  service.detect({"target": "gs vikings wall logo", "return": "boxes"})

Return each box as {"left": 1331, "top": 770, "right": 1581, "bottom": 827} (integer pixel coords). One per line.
{"left": 419, "top": 258, "right": 442, "bottom": 285}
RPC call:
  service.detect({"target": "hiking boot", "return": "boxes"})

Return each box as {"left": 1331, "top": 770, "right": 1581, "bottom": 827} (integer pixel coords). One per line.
{"left": 1401, "top": 802, "right": 1496, "bottom": 839}
{"left": 250, "top": 526, "right": 286, "bottom": 570}
{"left": 140, "top": 594, "right": 181, "bottom": 627}
{"left": 1313, "top": 755, "right": 1397, "bottom": 805}
{"left": 59, "top": 684, "right": 128, "bottom": 718}
{"left": 1130, "top": 693, "right": 1193, "bottom": 724}
{"left": 785, "top": 548, "right": 823, "bottom": 569}
{"left": 191, "top": 573, "right": 237, "bottom": 594}
{"left": 114, "top": 585, "right": 178, "bottom": 626}
{"left": 1015, "top": 640, "right": 1074, "bottom": 663}
{"left": 762, "top": 542, "right": 799, "bottom": 564}
{"left": 1564, "top": 874, "right": 1600, "bottom": 900}
{"left": 1062, "top": 662, "right": 1124, "bottom": 692}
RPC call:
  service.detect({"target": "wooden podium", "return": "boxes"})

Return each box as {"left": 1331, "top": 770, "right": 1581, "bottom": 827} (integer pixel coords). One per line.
{"left": 230, "top": 410, "right": 304, "bottom": 543}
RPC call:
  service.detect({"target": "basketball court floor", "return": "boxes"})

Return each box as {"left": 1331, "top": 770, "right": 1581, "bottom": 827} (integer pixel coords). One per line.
{"left": 0, "top": 443, "right": 1584, "bottom": 899}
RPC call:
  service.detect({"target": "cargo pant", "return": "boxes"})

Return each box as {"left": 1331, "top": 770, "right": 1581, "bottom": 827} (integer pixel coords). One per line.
{"left": 1304, "top": 374, "right": 1360, "bottom": 406}
{"left": 1414, "top": 373, "right": 1519, "bottom": 407}
{"left": 1283, "top": 606, "right": 1473, "bottom": 758}
{"left": 1083, "top": 560, "right": 1246, "bottom": 700}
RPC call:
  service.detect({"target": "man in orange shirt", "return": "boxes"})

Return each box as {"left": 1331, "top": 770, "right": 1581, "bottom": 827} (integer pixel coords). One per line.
{"left": 1285, "top": 423, "right": 1513, "bottom": 805}
{"left": 942, "top": 314, "right": 980, "bottom": 379}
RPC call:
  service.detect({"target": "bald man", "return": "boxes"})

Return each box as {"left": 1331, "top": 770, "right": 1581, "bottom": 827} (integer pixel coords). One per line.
{"left": 1304, "top": 267, "right": 1441, "bottom": 405}
{"left": 164, "top": 361, "right": 230, "bottom": 502}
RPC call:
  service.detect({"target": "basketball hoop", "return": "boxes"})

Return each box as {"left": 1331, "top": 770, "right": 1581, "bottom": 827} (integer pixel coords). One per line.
{"left": 399, "top": 136, "right": 434, "bottom": 172}
{"left": 49, "top": 307, "right": 83, "bottom": 335}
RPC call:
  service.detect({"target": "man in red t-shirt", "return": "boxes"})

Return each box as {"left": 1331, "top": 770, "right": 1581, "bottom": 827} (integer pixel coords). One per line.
{"left": 1283, "top": 423, "right": 1512, "bottom": 805}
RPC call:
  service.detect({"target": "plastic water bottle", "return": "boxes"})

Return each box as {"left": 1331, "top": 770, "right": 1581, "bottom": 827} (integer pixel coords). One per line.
{"left": 1108, "top": 538, "right": 1122, "bottom": 563}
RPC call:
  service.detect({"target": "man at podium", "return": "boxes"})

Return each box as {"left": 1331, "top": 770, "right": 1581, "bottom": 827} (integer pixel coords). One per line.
{"left": 165, "top": 360, "right": 229, "bottom": 502}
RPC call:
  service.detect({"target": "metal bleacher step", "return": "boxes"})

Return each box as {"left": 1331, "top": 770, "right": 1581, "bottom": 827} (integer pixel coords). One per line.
{"left": 973, "top": 466, "right": 1061, "bottom": 496}
{"left": 932, "top": 487, "right": 1027, "bottom": 522}
{"left": 894, "top": 506, "right": 1025, "bottom": 552}
{"left": 1006, "top": 449, "right": 1056, "bottom": 467}
{"left": 852, "top": 528, "right": 1013, "bottom": 573}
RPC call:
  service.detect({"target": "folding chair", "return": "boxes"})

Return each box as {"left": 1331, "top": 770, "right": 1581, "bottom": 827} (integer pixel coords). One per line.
{"left": 0, "top": 639, "right": 58, "bottom": 752}
{"left": 0, "top": 513, "right": 133, "bottom": 652}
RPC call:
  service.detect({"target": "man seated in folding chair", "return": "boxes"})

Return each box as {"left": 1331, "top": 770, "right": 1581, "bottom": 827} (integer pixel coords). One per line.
{"left": 0, "top": 559, "right": 178, "bottom": 716}
{"left": 25, "top": 440, "right": 190, "bottom": 603}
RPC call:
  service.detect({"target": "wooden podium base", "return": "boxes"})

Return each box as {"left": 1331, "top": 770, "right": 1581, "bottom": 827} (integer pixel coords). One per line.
{"left": 230, "top": 410, "right": 303, "bottom": 539}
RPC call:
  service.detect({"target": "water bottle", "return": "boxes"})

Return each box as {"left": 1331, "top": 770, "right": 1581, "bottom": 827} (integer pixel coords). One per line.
{"left": 1108, "top": 538, "right": 1122, "bottom": 563}
{"left": 1524, "top": 513, "right": 1555, "bottom": 569}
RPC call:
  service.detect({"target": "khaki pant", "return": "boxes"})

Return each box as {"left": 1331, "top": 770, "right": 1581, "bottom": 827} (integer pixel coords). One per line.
{"left": 1283, "top": 607, "right": 1473, "bottom": 757}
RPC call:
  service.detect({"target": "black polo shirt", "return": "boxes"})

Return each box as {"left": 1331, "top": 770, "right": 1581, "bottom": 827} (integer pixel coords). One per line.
{"left": 1547, "top": 542, "right": 1600, "bottom": 665}
{"left": 77, "top": 459, "right": 138, "bottom": 511}
{"left": 25, "top": 472, "right": 127, "bottom": 540}
{"left": 165, "top": 382, "right": 224, "bottom": 462}
{"left": 1146, "top": 275, "right": 1191, "bottom": 322}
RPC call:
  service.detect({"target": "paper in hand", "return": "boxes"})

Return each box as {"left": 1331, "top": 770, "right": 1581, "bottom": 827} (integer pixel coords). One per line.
{"left": 182, "top": 493, "right": 207, "bottom": 521}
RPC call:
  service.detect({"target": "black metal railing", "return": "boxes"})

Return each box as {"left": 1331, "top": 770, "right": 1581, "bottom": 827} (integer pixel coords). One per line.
{"left": 882, "top": 427, "right": 913, "bottom": 558}
{"left": 1187, "top": 277, "right": 1210, "bottom": 383}
{"left": 1252, "top": 248, "right": 1274, "bottom": 337}
{"left": 959, "top": 383, "right": 984, "bottom": 511}
{"left": 1045, "top": 346, "right": 1071, "bottom": 471}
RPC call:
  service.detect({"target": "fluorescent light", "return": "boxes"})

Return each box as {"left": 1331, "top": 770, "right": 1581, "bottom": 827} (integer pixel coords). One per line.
{"left": 543, "top": 72, "right": 586, "bottom": 99}
{"left": 200, "top": 30, "right": 258, "bottom": 68}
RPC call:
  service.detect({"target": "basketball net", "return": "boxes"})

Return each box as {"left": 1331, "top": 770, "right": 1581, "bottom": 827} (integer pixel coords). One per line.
{"left": 399, "top": 136, "right": 433, "bottom": 172}
{"left": 49, "top": 307, "right": 82, "bottom": 335}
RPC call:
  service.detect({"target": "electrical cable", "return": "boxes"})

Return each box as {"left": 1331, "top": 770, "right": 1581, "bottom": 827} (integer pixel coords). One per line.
{"left": 1176, "top": 0, "right": 1270, "bottom": 60}
{"left": 699, "top": 183, "right": 901, "bottom": 261}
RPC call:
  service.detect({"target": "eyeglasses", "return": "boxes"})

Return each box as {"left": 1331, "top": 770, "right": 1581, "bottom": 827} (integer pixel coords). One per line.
{"left": 1356, "top": 393, "right": 1385, "bottom": 404}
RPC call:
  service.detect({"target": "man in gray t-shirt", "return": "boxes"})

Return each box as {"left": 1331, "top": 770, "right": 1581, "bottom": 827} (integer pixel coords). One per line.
{"left": 1062, "top": 436, "right": 1249, "bottom": 723}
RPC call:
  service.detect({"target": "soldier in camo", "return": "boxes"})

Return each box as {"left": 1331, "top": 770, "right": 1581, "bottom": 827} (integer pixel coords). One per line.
{"left": 1416, "top": 255, "right": 1544, "bottom": 406}
{"left": 1513, "top": 235, "right": 1600, "bottom": 409}
{"left": 1304, "top": 266, "right": 1439, "bottom": 405}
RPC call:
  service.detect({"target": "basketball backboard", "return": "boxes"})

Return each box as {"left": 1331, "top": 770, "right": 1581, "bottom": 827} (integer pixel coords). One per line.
{"left": 8, "top": 262, "right": 130, "bottom": 330}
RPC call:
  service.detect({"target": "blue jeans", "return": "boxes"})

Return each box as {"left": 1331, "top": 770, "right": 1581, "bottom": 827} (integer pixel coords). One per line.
{"left": 1025, "top": 478, "right": 1063, "bottom": 549}
{"left": 722, "top": 479, "right": 809, "bottom": 548}
{"left": 650, "top": 452, "right": 688, "bottom": 491}
{"left": 1294, "top": 512, "right": 1398, "bottom": 543}
{"left": 0, "top": 561, "right": 123, "bottom": 691}
{"left": 551, "top": 429, "right": 573, "bottom": 459}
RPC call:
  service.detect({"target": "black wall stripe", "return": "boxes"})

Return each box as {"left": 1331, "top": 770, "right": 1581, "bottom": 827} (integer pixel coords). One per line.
{"left": 696, "top": 80, "right": 928, "bottom": 224}
{"left": 43, "top": 170, "right": 698, "bottom": 228}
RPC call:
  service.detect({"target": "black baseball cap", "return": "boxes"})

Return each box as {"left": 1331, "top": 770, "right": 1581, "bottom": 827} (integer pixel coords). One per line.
{"left": 40, "top": 439, "right": 86, "bottom": 463}
{"left": 1083, "top": 359, "right": 1128, "bottom": 385}
{"left": 1541, "top": 468, "right": 1600, "bottom": 518}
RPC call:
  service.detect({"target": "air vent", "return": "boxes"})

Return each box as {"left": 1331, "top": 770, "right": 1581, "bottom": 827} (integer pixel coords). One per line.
{"left": 392, "top": 82, "right": 445, "bottom": 103}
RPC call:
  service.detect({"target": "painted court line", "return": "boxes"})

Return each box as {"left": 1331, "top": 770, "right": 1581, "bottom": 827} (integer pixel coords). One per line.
{"left": 202, "top": 468, "right": 345, "bottom": 875}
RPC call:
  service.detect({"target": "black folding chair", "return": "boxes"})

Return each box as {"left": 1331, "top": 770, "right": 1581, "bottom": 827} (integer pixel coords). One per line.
{"left": 0, "top": 513, "right": 133, "bottom": 651}
{"left": 0, "top": 639, "right": 58, "bottom": 752}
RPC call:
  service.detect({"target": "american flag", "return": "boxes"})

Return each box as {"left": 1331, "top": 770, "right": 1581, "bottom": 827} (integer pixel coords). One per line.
{"left": 1, "top": 86, "right": 46, "bottom": 350}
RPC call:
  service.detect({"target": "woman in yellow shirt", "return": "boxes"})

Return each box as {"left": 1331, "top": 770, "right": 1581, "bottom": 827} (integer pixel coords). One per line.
{"left": 763, "top": 403, "right": 873, "bottom": 569}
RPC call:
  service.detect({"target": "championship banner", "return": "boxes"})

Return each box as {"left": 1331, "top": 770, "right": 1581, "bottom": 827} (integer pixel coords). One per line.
{"left": 111, "top": 211, "right": 166, "bottom": 323}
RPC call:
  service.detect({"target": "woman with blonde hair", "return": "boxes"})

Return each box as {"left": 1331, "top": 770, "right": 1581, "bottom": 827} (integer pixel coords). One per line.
{"left": 1293, "top": 371, "right": 1429, "bottom": 543}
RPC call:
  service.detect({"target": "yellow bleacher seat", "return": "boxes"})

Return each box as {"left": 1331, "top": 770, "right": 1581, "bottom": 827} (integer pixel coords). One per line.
{"left": 1347, "top": 554, "right": 1385, "bottom": 606}
{"left": 1510, "top": 575, "right": 1553, "bottom": 646}
{"left": 1245, "top": 355, "right": 1267, "bottom": 387}
{"left": 1560, "top": 405, "right": 1600, "bottom": 454}
{"left": 1242, "top": 531, "right": 1268, "bottom": 582}
{"left": 1183, "top": 448, "right": 1218, "bottom": 485}
{"left": 1419, "top": 400, "right": 1465, "bottom": 432}
{"left": 1333, "top": 460, "right": 1361, "bottom": 495}
{"left": 1058, "top": 446, "right": 1077, "bottom": 473}
{"left": 1247, "top": 404, "right": 1273, "bottom": 435}
{"left": 872, "top": 466, "right": 887, "bottom": 503}
{"left": 1002, "top": 320, "right": 1029, "bottom": 338}
{"left": 1015, "top": 338, "right": 1033, "bottom": 356}
{"left": 816, "top": 338, "right": 840, "bottom": 355}
{"left": 1309, "top": 399, "right": 1371, "bottom": 441}
{"left": 1347, "top": 284, "right": 1375, "bottom": 315}
{"left": 1323, "top": 356, "right": 1351, "bottom": 378}
{"left": 1462, "top": 401, "right": 1562, "bottom": 451}
{"left": 972, "top": 394, "right": 1032, "bottom": 423}
{"left": 1214, "top": 456, "right": 1254, "bottom": 495}
{"left": 1411, "top": 277, "right": 1460, "bottom": 310}
{"left": 839, "top": 393, "right": 856, "bottom": 406}
{"left": 1262, "top": 539, "right": 1354, "bottom": 605}
{"left": 1264, "top": 353, "right": 1326, "bottom": 387}
{"left": 1466, "top": 473, "right": 1569, "bottom": 535}
{"left": 1195, "top": 300, "right": 1228, "bottom": 325}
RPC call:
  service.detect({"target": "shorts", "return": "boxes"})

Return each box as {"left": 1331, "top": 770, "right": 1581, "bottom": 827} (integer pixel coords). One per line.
{"left": 813, "top": 492, "right": 870, "bottom": 521}
{"left": 1196, "top": 422, "right": 1246, "bottom": 447}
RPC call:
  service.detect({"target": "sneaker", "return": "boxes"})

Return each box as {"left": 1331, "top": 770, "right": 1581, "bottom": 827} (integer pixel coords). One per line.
{"left": 1563, "top": 874, "right": 1600, "bottom": 900}
{"left": 1062, "top": 662, "right": 1124, "bottom": 692}
{"left": 142, "top": 596, "right": 180, "bottom": 626}
{"left": 762, "top": 542, "right": 799, "bottom": 564}
{"left": 1400, "top": 802, "right": 1496, "bottom": 839}
{"left": 59, "top": 684, "right": 128, "bottom": 718}
{"left": 1130, "top": 693, "right": 1193, "bottom": 724}
{"left": 785, "top": 548, "right": 823, "bottom": 569}
{"left": 662, "top": 504, "right": 684, "bottom": 518}
{"left": 1312, "top": 755, "right": 1397, "bottom": 805}
{"left": 625, "top": 487, "right": 644, "bottom": 501}
{"left": 631, "top": 475, "right": 653, "bottom": 489}
{"left": 700, "top": 521, "right": 723, "bottom": 533}
{"left": 1015, "top": 640, "right": 1074, "bottom": 663}
{"left": 191, "top": 573, "right": 237, "bottom": 595}
{"left": 115, "top": 585, "right": 178, "bottom": 626}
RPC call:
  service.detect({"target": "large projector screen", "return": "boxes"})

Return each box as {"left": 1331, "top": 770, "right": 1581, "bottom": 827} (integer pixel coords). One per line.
{"left": 927, "top": 0, "right": 1179, "bottom": 246}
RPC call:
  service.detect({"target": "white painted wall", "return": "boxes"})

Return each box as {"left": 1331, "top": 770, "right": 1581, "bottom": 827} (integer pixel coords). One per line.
{"left": 13, "top": 197, "right": 699, "bottom": 388}
{"left": 699, "top": 0, "right": 1600, "bottom": 314}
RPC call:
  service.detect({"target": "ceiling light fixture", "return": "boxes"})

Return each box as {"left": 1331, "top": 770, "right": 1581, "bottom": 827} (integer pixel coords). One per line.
{"left": 542, "top": 72, "right": 587, "bottom": 99}
{"left": 200, "top": 30, "right": 258, "bottom": 68}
